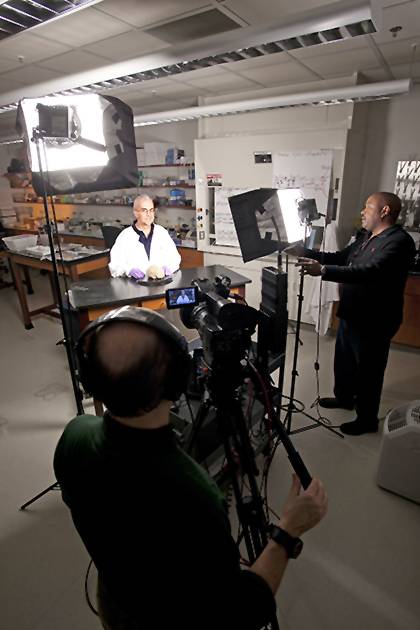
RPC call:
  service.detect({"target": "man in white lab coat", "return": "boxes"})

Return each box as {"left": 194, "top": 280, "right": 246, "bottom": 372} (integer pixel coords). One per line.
{"left": 176, "top": 290, "right": 191, "bottom": 304}
{"left": 109, "top": 194, "right": 181, "bottom": 280}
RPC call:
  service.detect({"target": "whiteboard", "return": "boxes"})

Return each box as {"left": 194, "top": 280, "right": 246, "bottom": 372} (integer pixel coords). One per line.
{"left": 214, "top": 186, "right": 253, "bottom": 246}
{"left": 272, "top": 149, "right": 333, "bottom": 214}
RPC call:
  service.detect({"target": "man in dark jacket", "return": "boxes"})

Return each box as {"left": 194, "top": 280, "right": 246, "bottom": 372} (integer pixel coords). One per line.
{"left": 290, "top": 191, "right": 415, "bottom": 436}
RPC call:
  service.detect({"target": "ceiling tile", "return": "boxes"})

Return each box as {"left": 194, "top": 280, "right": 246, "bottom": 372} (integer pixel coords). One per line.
{"left": 170, "top": 65, "right": 230, "bottom": 82}
{"left": 223, "top": 0, "right": 340, "bottom": 24}
{"left": 83, "top": 29, "right": 168, "bottom": 61}
{"left": 223, "top": 50, "right": 292, "bottom": 72}
{"left": 0, "top": 58, "right": 21, "bottom": 74}
{"left": 0, "top": 33, "right": 71, "bottom": 64}
{"left": 391, "top": 60, "right": 420, "bottom": 79}
{"left": 183, "top": 72, "right": 261, "bottom": 92}
{"left": 373, "top": 1, "right": 420, "bottom": 44}
{"left": 96, "top": 0, "right": 212, "bottom": 29}
{"left": 131, "top": 98, "right": 194, "bottom": 114}
{"left": 236, "top": 61, "right": 317, "bottom": 85}
{"left": 37, "top": 50, "right": 111, "bottom": 74}
{"left": 170, "top": 96, "right": 199, "bottom": 107}
{"left": 2, "top": 65, "right": 61, "bottom": 86}
{"left": 0, "top": 77, "right": 25, "bottom": 92}
{"left": 31, "top": 7, "right": 133, "bottom": 48}
{"left": 300, "top": 47, "right": 379, "bottom": 77}
{"left": 358, "top": 68, "right": 391, "bottom": 82}
{"left": 141, "top": 82, "right": 208, "bottom": 99}
{"left": 289, "top": 37, "right": 369, "bottom": 61}
{"left": 378, "top": 36, "right": 420, "bottom": 66}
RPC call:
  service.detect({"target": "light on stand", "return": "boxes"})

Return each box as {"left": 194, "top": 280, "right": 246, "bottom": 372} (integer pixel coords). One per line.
{"left": 17, "top": 94, "right": 138, "bottom": 510}
{"left": 228, "top": 187, "right": 343, "bottom": 439}
{"left": 17, "top": 94, "right": 137, "bottom": 195}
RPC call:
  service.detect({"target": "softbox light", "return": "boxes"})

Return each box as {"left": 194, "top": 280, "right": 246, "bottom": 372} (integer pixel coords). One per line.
{"left": 17, "top": 94, "right": 137, "bottom": 196}
{"left": 228, "top": 188, "right": 306, "bottom": 263}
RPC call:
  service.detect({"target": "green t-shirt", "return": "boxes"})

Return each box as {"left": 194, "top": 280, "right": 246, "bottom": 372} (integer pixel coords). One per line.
{"left": 54, "top": 413, "right": 275, "bottom": 629}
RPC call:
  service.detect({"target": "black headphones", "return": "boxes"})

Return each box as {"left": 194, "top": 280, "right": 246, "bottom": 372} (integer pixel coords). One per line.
{"left": 76, "top": 306, "right": 191, "bottom": 407}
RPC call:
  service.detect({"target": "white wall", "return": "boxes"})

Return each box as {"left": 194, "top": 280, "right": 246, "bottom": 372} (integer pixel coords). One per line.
{"left": 195, "top": 99, "right": 354, "bottom": 322}
{"left": 135, "top": 120, "right": 197, "bottom": 163}
{"left": 360, "top": 84, "right": 420, "bottom": 198}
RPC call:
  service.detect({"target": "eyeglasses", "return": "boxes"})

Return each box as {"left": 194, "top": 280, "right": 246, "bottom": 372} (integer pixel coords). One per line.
{"left": 136, "top": 207, "right": 155, "bottom": 214}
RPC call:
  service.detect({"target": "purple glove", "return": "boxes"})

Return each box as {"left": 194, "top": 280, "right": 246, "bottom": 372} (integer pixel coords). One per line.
{"left": 129, "top": 268, "right": 145, "bottom": 280}
{"left": 163, "top": 266, "right": 173, "bottom": 276}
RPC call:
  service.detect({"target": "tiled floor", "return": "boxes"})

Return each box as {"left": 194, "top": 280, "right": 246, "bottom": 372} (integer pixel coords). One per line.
{"left": 0, "top": 271, "right": 419, "bottom": 630}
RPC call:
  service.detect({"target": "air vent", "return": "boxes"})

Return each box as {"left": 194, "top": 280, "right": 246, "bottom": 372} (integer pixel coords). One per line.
{"left": 0, "top": 0, "right": 99, "bottom": 41}
{"left": 389, "top": 418, "right": 408, "bottom": 432}
{"left": 144, "top": 9, "right": 241, "bottom": 45}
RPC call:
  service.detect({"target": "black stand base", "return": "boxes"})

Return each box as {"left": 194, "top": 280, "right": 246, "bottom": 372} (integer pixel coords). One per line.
{"left": 20, "top": 482, "right": 60, "bottom": 510}
{"left": 287, "top": 406, "right": 344, "bottom": 438}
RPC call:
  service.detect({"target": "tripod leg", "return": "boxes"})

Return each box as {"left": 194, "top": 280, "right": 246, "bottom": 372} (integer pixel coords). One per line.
{"left": 185, "top": 399, "right": 211, "bottom": 456}
{"left": 20, "top": 482, "right": 60, "bottom": 510}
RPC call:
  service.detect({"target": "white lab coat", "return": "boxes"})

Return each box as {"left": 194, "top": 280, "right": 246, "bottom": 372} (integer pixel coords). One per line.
{"left": 304, "top": 221, "right": 340, "bottom": 335}
{"left": 108, "top": 224, "right": 181, "bottom": 278}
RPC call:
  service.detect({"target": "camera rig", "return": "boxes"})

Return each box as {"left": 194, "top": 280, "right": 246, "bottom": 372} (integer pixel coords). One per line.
{"left": 167, "top": 272, "right": 312, "bottom": 630}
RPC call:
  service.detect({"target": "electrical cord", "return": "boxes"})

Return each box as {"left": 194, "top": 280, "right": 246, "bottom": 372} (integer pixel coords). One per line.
{"left": 84, "top": 559, "right": 99, "bottom": 616}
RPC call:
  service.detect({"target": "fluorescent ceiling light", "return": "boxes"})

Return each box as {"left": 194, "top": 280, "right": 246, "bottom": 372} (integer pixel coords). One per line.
{"left": 0, "top": 78, "right": 411, "bottom": 145}
{"left": 0, "top": 0, "right": 102, "bottom": 41}
{"left": 0, "top": 0, "right": 379, "bottom": 114}
{"left": 132, "top": 79, "right": 411, "bottom": 126}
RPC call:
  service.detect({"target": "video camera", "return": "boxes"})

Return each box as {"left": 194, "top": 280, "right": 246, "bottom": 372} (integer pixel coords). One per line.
{"left": 166, "top": 275, "right": 260, "bottom": 378}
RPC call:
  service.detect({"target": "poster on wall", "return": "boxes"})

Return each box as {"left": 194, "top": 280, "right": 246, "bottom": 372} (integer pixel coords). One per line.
{"left": 394, "top": 161, "right": 420, "bottom": 229}
{"left": 207, "top": 173, "right": 222, "bottom": 187}
{"left": 272, "top": 149, "right": 333, "bottom": 216}
{"left": 214, "top": 186, "right": 252, "bottom": 246}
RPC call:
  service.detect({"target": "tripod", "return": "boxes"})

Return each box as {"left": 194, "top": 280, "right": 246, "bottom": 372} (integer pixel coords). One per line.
{"left": 184, "top": 341, "right": 316, "bottom": 629}
{"left": 186, "top": 366, "right": 279, "bottom": 630}
{"left": 283, "top": 220, "right": 343, "bottom": 439}
{"left": 20, "top": 129, "right": 85, "bottom": 511}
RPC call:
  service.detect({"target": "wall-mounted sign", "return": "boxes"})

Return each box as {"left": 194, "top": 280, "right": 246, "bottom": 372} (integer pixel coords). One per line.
{"left": 207, "top": 173, "right": 222, "bottom": 187}
{"left": 254, "top": 151, "right": 272, "bottom": 164}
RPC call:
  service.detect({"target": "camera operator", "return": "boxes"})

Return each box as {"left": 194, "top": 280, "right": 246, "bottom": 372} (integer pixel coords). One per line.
{"left": 287, "top": 191, "right": 415, "bottom": 436}
{"left": 54, "top": 307, "right": 327, "bottom": 630}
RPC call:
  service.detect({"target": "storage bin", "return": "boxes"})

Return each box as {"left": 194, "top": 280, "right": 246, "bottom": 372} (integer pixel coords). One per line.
{"left": 2, "top": 234, "right": 38, "bottom": 252}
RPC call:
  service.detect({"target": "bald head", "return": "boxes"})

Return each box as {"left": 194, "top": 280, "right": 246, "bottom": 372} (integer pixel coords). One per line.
{"left": 372, "top": 192, "right": 402, "bottom": 223}
{"left": 83, "top": 321, "right": 173, "bottom": 417}
{"left": 134, "top": 194, "right": 154, "bottom": 211}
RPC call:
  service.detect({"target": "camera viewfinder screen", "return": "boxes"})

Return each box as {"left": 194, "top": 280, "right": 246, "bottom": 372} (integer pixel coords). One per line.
{"left": 166, "top": 287, "right": 198, "bottom": 309}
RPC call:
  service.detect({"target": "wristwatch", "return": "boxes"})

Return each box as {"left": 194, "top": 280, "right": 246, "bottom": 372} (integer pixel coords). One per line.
{"left": 268, "top": 524, "right": 303, "bottom": 559}
{"left": 320, "top": 265, "right": 326, "bottom": 277}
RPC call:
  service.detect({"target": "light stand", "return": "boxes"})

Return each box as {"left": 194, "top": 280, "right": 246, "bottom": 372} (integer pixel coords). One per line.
{"left": 20, "top": 128, "right": 85, "bottom": 511}
{"left": 282, "top": 218, "right": 343, "bottom": 438}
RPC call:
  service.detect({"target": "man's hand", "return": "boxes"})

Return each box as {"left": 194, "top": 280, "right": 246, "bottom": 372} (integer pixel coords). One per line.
{"left": 296, "top": 257, "right": 323, "bottom": 276}
{"left": 278, "top": 475, "right": 328, "bottom": 538}
{"left": 128, "top": 268, "right": 145, "bottom": 280}
{"left": 283, "top": 243, "right": 305, "bottom": 257}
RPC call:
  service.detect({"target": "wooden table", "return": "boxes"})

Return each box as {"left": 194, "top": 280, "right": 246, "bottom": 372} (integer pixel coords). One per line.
{"left": 69, "top": 264, "right": 250, "bottom": 330}
{"left": 10, "top": 250, "right": 110, "bottom": 330}
{"left": 5, "top": 227, "right": 204, "bottom": 268}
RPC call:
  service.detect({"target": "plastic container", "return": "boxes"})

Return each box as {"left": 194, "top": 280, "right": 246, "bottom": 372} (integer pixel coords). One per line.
{"left": 2, "top": 234, "right": 38, "bottom": 252}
